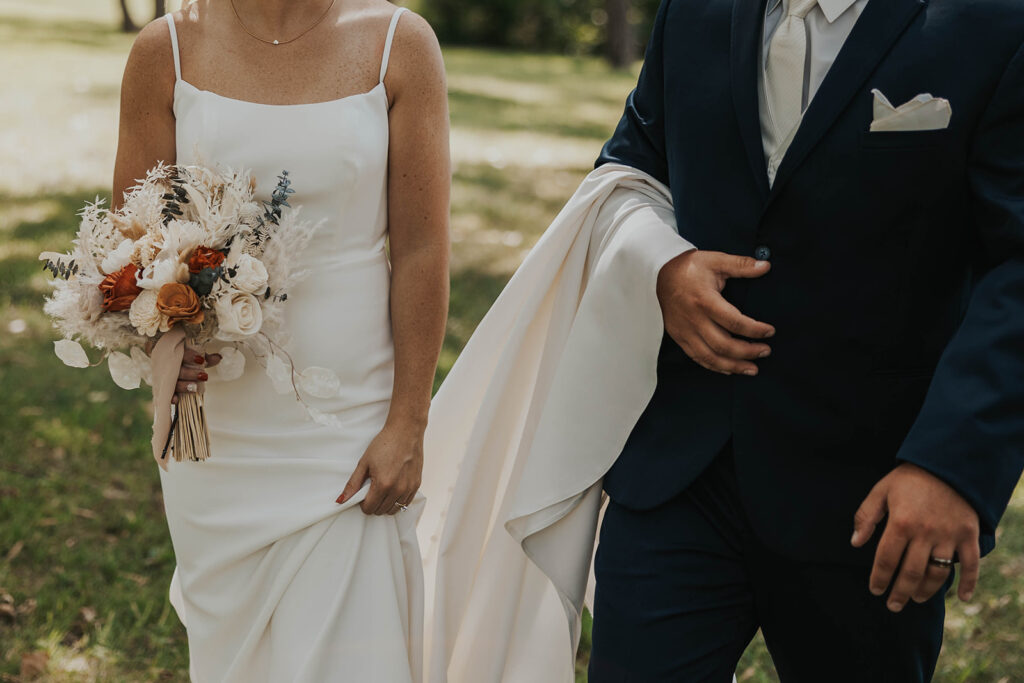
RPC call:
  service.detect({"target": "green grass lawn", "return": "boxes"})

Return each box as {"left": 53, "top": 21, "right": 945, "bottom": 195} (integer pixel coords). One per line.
{"left": 2, "top": 1, "right": 1022, "bottom": 681}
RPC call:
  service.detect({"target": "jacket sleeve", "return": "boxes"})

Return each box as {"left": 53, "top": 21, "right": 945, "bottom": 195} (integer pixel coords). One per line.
{"left": 896, "top": 39, "right": 1024, "bottom": 555}
{"left": 595, "top": 0, "right": 672, "bottom": 186}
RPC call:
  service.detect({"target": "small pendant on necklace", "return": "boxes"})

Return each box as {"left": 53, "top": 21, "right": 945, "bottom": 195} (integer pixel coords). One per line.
{"left": 273, "top": 39, "right": 280, "bottom": 45}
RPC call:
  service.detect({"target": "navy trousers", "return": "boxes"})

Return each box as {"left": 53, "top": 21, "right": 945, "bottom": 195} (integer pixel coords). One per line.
{"left": 589, "top": 447, "right": 952, "bottom": 682}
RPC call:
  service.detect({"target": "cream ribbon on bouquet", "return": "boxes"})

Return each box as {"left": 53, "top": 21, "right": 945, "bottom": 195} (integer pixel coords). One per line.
{"left": 150, "top": 326, "right": 210, "bottom": 471}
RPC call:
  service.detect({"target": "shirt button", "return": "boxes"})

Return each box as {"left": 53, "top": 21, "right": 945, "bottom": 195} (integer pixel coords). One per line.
{"left": 754, "top": 245, "right": 772, "bottom": 261}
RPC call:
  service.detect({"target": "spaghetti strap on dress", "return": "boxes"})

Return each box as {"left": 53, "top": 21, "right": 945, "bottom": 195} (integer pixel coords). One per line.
{"left": 158, "top": 8, "right": 423, "bottom": 683}
{"left": 380, "top": 7, "right": 408, "bottom": 84}
{"left": 165, "top": 13, "right": 182, "bottom": 81}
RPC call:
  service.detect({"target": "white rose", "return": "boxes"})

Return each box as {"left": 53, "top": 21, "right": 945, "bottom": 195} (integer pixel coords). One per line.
{"left": 214, "top": 291, "right": 263, "bottom": 340}
{"left": 129, "top": 289, "right": 171, "bottom": 336}
{"left": 101, "top": 239, "right": 134, "bottom": 274}
{"left": 136, "top": 257, "right": 189, "bottom": 290}
{"left": 229, "top": 253, "right": 269, "bottom": 295}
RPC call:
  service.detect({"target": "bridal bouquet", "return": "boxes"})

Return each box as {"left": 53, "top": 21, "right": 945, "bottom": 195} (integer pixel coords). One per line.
{"left": 40, "top": 162, "right": 335, "bottom": 468}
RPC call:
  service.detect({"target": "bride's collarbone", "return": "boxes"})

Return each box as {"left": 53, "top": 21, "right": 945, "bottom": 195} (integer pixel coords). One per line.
{"left": 173, "top": 8, "right": 395, "bottom": 105}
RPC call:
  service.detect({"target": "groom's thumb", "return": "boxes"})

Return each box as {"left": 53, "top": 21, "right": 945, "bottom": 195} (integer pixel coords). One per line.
{"left": 851, "top": 483, "right": 888, "bottom": 547}
{"left": 715, "top": 253, "right": 771, "bottom": 280}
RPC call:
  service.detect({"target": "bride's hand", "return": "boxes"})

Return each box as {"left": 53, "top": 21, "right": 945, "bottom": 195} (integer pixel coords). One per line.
{"left": 165, "top": 343, "right": 221, "bottom": 405}
{"left": 336, "top": 423, "right": 424, "bottom": 515}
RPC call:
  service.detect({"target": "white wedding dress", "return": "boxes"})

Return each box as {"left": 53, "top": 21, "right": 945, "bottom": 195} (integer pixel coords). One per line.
{"left": 157, "top": 9, "right": 424, "bottom": 682}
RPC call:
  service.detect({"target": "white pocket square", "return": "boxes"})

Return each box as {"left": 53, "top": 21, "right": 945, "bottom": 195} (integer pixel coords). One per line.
{"left": 870, "top": 89, "right": 952, "bottom": 132}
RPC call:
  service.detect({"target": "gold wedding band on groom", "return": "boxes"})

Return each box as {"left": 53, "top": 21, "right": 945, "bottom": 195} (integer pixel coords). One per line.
{"left": 928, "top": 556, "right": 955, "bottom": 569}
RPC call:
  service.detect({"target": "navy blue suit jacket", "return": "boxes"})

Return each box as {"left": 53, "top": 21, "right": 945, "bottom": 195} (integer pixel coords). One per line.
{"left": 597, "top": 0, "right": 1024, "bottom": 563}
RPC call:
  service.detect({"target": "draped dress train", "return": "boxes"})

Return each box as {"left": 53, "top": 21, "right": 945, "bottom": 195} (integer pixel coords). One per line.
{"left": 156, "top": 9, "right": 424, "bottom": 682}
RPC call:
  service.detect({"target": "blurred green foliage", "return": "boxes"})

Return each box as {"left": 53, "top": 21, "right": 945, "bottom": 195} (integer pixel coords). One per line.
{"left": 417, "top": 0, "right": 662, "bottom": 56}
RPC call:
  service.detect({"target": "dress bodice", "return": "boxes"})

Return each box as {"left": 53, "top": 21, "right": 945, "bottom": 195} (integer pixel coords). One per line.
{"left": 168, "top": 9, "right": 406, "bottom": 267}
{"left": 164, "top": 8, "right": 408, "bottom": 438}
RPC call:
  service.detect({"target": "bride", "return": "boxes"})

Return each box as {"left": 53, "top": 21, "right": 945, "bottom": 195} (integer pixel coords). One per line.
{"left": 112, "top": 0, "right": 450, "bottom": 680}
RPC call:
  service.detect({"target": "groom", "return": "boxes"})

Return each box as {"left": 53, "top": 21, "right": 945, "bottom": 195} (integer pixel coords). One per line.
{"left": 589, "top": 0, "right": 1024, "bottom": 680}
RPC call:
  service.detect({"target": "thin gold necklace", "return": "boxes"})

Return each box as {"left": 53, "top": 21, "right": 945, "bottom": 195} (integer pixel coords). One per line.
{"left": 229, "top": 0, "right": 337, "bottom": 46}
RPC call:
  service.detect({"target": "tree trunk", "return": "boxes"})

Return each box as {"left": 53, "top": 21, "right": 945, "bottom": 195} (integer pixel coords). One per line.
{"left": 605, "top": 0, "right": 633, "bottom": 68}
{"left": 118, "top": 0, "right": 137, "bottom": 32}
{"left": 154, "top": 0, "right": 167, "bottom": 21}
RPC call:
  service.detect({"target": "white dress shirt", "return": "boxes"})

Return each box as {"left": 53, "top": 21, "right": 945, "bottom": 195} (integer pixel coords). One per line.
{"left": 759, "top": 0, "right": 869, "bottom": 180}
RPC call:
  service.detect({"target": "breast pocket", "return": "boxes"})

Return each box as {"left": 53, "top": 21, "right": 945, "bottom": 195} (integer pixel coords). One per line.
{"left": 859, "top": 128, "right": 952, "bottom": 150}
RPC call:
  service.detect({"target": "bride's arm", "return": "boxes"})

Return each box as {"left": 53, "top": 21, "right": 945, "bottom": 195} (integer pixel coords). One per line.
{"left": 112, "top": 18, "right": 177, "bottom": 211}
{"left": 337, "top": 12, "right": 451, "bottom": 515}
{"left": 112, "top": 17, "right": 219, "bottom": 394}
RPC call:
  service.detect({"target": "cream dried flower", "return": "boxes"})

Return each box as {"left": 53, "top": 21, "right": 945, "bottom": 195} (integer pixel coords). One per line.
{"left": 136, "top": 257, "right": 189, "bottom": 291}
{"left": 128, "top": 289, "right": 171, "bottom": 336}
{"left": 100, "top": 238, "right": 135, "bottom": 275}
{"left": 131, "top": 233, "right": 164, "bottom": 269}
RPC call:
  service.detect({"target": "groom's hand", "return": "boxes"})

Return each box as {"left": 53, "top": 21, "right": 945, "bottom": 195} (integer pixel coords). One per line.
{"left": 657, "top": 250, "right": 775, "bottom": 375}
{"left": 852, "top": 463, "right": 981, "bottom": 612}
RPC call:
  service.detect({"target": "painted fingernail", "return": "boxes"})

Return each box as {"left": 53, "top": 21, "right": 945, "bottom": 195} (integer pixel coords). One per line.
{"left": 194, "top": 355, "right": 205, "bottom": 364}
{"left": 758, "top": 349, "right": 771, "bottom": 358}
{"left": 851, "top": 531, "right": 860, "bottom": 546}
{"left": 186, "top": 383, "right": 197, "bottom": 392}
{"left": 870, "top": 585, "right": 885, "bottom": 596}
{"left": 744, "top": 368, "right": 757, "bottom": 376}
{"left": 888, "top": 600, "right": 904, "bottom": 612}
{"left": 197, "top": 372, "right": 209, "bottom": 381}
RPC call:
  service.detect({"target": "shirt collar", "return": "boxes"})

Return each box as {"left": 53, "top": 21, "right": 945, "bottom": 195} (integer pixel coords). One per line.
{"left": 768, "top": 0, "right": 860, "bottom": 23}
{"left": 817, "top": 0, "right": 860, "bottom": 23}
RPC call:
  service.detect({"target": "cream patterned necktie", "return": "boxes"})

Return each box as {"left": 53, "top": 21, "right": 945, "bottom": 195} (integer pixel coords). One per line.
{"left": 763, "top": 0, "right": 818, "bottom": 160}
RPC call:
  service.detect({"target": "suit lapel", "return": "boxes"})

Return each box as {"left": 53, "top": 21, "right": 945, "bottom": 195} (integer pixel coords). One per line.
{"left": 767, "top": 0, "right": 927, "bottom": 200}
{"left": 731, "top": 0, "right": 772, "bottom": 201}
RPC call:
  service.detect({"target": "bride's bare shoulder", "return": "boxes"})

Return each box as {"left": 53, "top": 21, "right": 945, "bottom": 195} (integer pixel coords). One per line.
{"left": 340, "top": 0, "right": 440, "bottom": 52}
{"left": 363, "top": 4, "right": 445, "bottom": 99}
{"left": 122, "top": 2, "right": 216, "bottom": 94}
{"left": 119, "top": 11, "right": 186, "bottom": 110}
{"left": 123, "top": 17, "right": 175, "bottom": 79}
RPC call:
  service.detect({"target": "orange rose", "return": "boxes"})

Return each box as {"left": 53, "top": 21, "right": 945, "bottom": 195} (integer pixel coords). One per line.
{"left": 156, "top": 283, "right": 205, "bottom": 326}
{"left": 188, "top": 246, "right": 226, "bottom": 274}
{"left": 98, "top": 263, "right": 142, "bottom": 312}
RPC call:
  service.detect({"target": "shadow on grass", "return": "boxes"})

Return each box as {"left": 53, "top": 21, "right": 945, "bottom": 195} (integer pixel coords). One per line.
{"left": 449, "top": 88, "right": 617, "bottom": 141}
{"left": 443, "top": 47, "right": 639, "bottom": 100}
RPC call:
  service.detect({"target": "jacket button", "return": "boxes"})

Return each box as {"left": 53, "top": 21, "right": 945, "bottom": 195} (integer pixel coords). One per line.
{"left": 754, "top": 245, "right": 771, "bottom": 261}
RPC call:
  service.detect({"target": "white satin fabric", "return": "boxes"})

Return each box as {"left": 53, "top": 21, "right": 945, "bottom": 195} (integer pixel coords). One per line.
{"left": 419, "top": 164, "right": 696, "bottom": 681}
{"left": 158, "top": 9, "right": 425, "bottom": 682}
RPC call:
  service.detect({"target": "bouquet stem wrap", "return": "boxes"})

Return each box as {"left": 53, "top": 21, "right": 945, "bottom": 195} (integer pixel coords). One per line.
{"left": 151, "top": 326, "right": 211, "bottom": 469}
